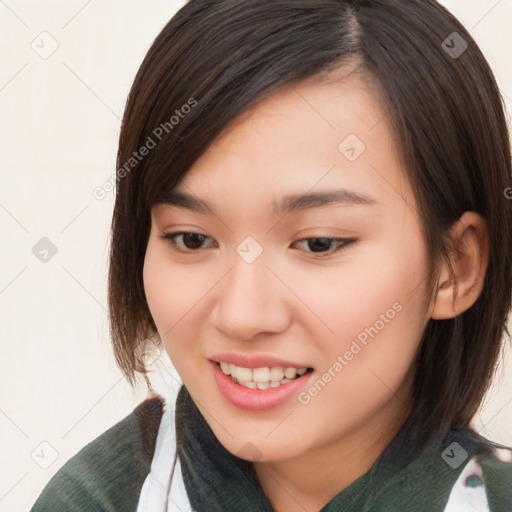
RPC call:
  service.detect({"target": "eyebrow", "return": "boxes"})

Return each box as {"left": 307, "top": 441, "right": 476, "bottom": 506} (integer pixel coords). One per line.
{"left": 158, "top": 188, "right": 377, "bottom": 216}
{"left": 273, "top": 189, "right": 377, "bottom": 215}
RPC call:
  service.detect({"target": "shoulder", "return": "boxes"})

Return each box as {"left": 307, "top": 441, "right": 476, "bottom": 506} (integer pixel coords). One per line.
{"left": 443, "top": 429, "right": 512, "bottom": 512}
{"left": 30, "top": 395, "right": 165, "bottom": 512}
{"left": 375, "top": 424, "right": 512, "bottom": 511}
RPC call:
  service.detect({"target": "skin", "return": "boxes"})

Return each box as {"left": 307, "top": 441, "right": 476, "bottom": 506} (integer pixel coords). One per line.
{"left": 143, "top": 70, "right": 489, "bottom": 511}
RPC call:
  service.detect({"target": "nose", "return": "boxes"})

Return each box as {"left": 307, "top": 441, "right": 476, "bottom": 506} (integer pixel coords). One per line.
{"left": 212, "top": 257, "right": 292, "bottom": 341}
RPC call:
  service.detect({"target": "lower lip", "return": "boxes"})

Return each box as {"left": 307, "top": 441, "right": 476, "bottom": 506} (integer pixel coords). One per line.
{"left": 210, "top": 360, "right": 314, "bottom": 411}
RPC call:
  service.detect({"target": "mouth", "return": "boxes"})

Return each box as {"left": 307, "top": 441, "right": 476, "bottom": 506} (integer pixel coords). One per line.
{"left": 214, "top": 360, "right": 314, "bottom": 390}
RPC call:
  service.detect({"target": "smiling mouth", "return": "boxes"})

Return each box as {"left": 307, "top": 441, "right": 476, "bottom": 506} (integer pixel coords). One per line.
{"left": 215, "top": 361, "right": 314, "bottom": 390}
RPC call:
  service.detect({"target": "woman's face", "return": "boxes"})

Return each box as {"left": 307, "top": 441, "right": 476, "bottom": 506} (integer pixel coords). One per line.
{"left": 143, "top": 71, "right": 433, "bottom": 463}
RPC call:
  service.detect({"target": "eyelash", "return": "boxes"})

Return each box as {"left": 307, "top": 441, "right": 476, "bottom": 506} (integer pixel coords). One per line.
{"left": 157, "top": 232, "right": 356, "bottom": 256}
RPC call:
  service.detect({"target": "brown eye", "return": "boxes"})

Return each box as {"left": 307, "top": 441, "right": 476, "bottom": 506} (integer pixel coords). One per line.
{"left": 181, "top": 233, "right": 208, "bottom": 249}
{"left": 157, "top": 232, "right": 217, "bottom": 252}
{"left": 306, "top": 238, "right": 334, "bottom": 252}
{"left": 293, "top": 237, "right": 356, "bottom": 254}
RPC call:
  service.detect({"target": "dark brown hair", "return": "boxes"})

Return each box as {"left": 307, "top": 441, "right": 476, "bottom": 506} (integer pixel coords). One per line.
{"left": 108, "top": 0, "right": 512, "bottom": 439}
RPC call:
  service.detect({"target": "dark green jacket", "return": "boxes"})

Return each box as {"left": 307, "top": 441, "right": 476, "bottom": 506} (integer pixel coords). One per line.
{"left": 30, "top": 394, "right": 512, "bottom": 512}
{"left": 30, "top": 397, "right": 163, "bottom": 512}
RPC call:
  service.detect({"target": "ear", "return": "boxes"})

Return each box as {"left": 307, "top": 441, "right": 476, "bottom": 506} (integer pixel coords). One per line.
{"left": 430, "top": 211, "right": 489, "bottom": 320}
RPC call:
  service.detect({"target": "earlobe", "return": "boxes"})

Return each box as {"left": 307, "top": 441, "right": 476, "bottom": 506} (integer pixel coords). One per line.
{"left": 430, "top": 211, "right": 489, "bottom": 320}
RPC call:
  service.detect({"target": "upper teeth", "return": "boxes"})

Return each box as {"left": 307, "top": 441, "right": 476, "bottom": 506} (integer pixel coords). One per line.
{"left": 219, "top": 362, "right": 308, "bottom": 383}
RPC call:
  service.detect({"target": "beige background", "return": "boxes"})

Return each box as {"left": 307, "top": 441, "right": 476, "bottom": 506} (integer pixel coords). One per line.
{"left": 0, "top": 1, "right": 511, "bottom": 511}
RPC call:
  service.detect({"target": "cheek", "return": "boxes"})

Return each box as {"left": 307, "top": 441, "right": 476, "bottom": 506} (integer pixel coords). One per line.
{"left": 341, "top": 249, "right": 428, "bottom": 397}
{"left": 143, "top": 248, "right": 178, "bottom": 328}
{"left": 142, "top": 246, "right": 193, "bottom": 345}
{"left": 294, "top": 271, "right": 426, "bottom": 436}
{"left": 143, "top": 241, "right": 206, "bottom": 325}
{"left": 285, "top": 231, "right": 429, "bottom": 377}
{"left": 142, "top": 242, "right": 218, "bottom": 369}
{"left": 284, "top": 256, "right": 425, "bottom": 346}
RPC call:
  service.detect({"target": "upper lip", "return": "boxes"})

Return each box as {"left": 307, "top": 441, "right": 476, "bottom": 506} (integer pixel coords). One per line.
{"left": 210, "top": 352, "right": 312, "bottom": 369}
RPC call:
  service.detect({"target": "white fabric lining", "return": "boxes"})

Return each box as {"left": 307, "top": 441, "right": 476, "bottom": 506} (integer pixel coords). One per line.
{"left": 136, "top": 397, "right": 192, "bottom": 512}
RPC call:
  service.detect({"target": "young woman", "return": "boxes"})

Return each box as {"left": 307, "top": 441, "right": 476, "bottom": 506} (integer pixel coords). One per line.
{"left": 31, "top": 0, "right": 512, "bottom": 510}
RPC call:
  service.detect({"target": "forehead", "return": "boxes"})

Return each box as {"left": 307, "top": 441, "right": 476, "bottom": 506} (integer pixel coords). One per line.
{"left": 170, "top": 71, "right": 414, "bottom": 217}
